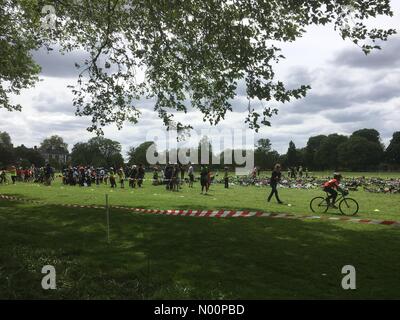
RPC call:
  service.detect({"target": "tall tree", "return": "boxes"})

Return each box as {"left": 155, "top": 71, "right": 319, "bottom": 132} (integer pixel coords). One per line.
{"left": 40, "top": 135, "right": 68, "bottom": 152}
{"left": 254, "top": 138, "right": 270, "bottom": 169}
{"left": 14, "top": 144, "right": 45, "bottom": 167}
{"left": 265, "top": 150, "right": 280, "bottom": 170}
{"left": 70, "top": 142, "right": 96, "bottom": 166}
{"left": 286, "top": 141, "right": 298, "bottom": 167}
{"left": 71, "top": 137, "right": 123, "bottom": 167}
{"left": 352, "top": 128, "right": 385, "bottom": 154}
{"left": 338, "top": 136, "right": 383, "bottom": 171}
{"left": 385, "top": 132, "right": 400, "bottom": 165}
{"left": 1, "top": 1, "right": 396, "bottom": 134}
{"left": 352, "top": 128, "right": 381, "bottom": 145}
{"left": 89, "top": 137, "right": 124, "bottom": 168}
{"left": 254, "top": 138, "right": 280, "bottom": 170}
{"left": 0, "top": 131, "right": 15, "bottom": 166}
{"left": 315, "top": 134, "right": 348, "bottom": 170}
{"left": 128, "top": 141, "right": 156, "bottom": 166}
{"left": 304, "top": 135, "right": 327, "bottom": 170}
{"left": 255, "top": 139, "right": 272, "bottom": 153}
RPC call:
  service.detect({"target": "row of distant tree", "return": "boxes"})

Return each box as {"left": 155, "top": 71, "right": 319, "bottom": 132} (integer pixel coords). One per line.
{"left": 283, "top": 129, "right": 400, "bottom": 171}
{"left": 253, "top": 129, "right": 400, "bottom": 171}
{"left": 1, "top": 129, "right": 400, "bottom": 171}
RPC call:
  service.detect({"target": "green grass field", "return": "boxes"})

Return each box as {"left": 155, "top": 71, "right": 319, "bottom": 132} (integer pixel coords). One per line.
{"left": 1, "top": 174, "right": 399, "bottom": 299}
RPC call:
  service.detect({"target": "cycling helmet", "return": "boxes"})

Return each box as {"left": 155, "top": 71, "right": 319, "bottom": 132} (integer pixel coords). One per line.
{"left": 333, "top": 172, "right": 342, "bottom": 180}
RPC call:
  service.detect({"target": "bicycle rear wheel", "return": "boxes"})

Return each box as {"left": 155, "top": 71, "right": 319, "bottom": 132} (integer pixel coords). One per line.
{"left": 310, "top": 197, "right": 329, "bottom": 214}
{"left": 339, "top": 198, "right": 359, "bottom": 216}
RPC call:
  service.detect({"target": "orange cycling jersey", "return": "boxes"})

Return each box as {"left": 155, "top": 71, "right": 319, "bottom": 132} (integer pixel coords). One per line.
{"left": 323, "top": 178, "right": 339, "bottom": 189}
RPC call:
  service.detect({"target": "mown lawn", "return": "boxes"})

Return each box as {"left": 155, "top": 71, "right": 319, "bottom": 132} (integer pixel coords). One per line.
{"left": 0, "top": 175, "right": 399, "bottom": 221}
{"left": 0, "top": 176, "right": 399, "bottom": 299}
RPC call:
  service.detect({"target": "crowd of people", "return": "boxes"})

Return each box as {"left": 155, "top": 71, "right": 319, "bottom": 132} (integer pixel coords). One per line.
{"left": 1, "top": 163, "right": 400, "bottom": 195}
{"left": 0, "top": 164, "right": 54, "bottom": 185}
{"left": 59, "top": 163, "right": 216, "bottom": 194}
{"left": 287, "top": 166, "right": 309, "bottom": 179}
{"left": 60, "top": 165, "right": 146, "bottom": 188}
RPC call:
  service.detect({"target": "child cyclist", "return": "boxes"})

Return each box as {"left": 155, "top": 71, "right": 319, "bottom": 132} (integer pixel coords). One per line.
{"left": 323, "top": 173, "right": 347, "bottom": 208}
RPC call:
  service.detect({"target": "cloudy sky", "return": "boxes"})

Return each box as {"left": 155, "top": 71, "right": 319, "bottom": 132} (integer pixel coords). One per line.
{"left": 1, "top": 2, "right": 400, "bottom": 157}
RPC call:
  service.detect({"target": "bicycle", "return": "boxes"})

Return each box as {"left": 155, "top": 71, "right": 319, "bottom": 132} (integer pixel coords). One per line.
{"left": 310, "top": 190, "right": 359, "bottom": 216}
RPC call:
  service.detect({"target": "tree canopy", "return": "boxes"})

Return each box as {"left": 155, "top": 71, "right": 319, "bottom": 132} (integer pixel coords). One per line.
{"left": 14, "top": 144, "right": 45, "bottom": 167}
{"left": 0, "top": 131, "right": 15, "bottom": 167}
{"left": 0, "top": 0, "right": 396, "bottom": 134}
{"left": 127, "top": 141, "right": 156, "bottom": 166}
{"left": 71, "top": 136, "right": 124, "bottom": 167}
{"left": 1, "top": 128, "right": 400, "bottom": 170}
{"left": 40, "top": 135, "right": 68, "bottom": 152}
{"left": 254, "top": 138, "right": 279, "bottom": 170}
{"left": 386, "top": 132, "right": 400, "bottom": 164}
{"left": 338, "top": 135, "right": 384, "bottom": 171}
{"left": 286, "top": 140, "right": 299, "bottom": 167}
{"left": 314, "top": 134, "right": 348, "bottom": 170}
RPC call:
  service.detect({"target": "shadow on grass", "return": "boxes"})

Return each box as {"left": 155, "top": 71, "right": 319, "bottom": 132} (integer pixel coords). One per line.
{"left": 0, "top": 200, "right": 399, "bottom": 299}
{"left": 0, "top": 186, "right": 376, "bottom": 219}
{"left": 1, "top": 191, "right": 349, "bottom": 218}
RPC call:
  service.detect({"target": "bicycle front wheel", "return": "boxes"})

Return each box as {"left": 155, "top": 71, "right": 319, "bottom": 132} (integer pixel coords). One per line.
{"left": 339, "top": 198, "right": 359, "bottom": 216}
{"left": 310, "top": 197, "right": 329, "bottom": 214}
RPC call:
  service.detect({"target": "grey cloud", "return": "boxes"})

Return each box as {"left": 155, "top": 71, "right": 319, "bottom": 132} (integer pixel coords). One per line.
{"left": 274, "top": 114, "right": 305, "bottom": 125}
{"left": 285, "top": 93, "right": 351, "bottom": 114}
{"left": 29, "top": 117, "right": 89, "bottom": 133}
{"left": 354, "top": 83, "right": 400, "bottom": 103}
{"left": 323, "top": 109, "right": 383, "bottom": 124}
{"left": 33, "top": 48, "right": 89, "bottom": 78}
{"left": 283, "top": 71, "right": 400, "bottom": 115}
{"left": 332, "top": 37, "right": 400, "bottom": 70}
{"left": 285, "top": 67, "right": 313, "bottom": 90}
{"left": 33, "top": 100, "right": 75, "bottom": 114}
{"left": 326, "top": 76, "right": 354, "bottom": 89}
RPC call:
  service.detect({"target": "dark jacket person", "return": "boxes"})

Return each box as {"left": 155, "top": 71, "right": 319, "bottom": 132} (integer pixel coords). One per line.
{"left": 268, "top": 164, "right": 283, "bottom": 204}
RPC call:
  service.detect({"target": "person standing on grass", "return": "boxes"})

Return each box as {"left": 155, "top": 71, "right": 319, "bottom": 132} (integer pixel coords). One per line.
{"left": 44, "top": 163, "right": 52, "bottom": 186}
{"left": 85, "top": 167, "right": 92, "bottom": 187}
{"left": 207, "top": 168, "right": 212, "bottom": 191}
{"left": 188, "top": 163, "right": 194, "bottom": 188}
{"left": 137, "top": 164, "right": 145, "bottom": 188}
{"left": 0, "top": 169, "right": 7, "bottom": 184}
{"left": 129, "top": 165, "right": 137, "bottom": 188}
{"left": 252, "top": 167, "right": 257, "bottom": 179}
{"left": 200, "top": 165, "right": 209, "bottom": 194}
{"left": 268, "top": 163, "right": 283, "bottom": 204}
{"left": 224, "top": 167, "right": 229, "bottom": 189}
{"left": 164, "top": 163, "right": 172, "bottom": 190}
{"left": 152, "top": 165, "right": 159, "bottom": 185}
{"left": 109, "top": 168, "right": 116, "bottom": 188}
{"left": 95, "top": 168, "right": 101, "bottom": 186}
{"left": 9, "top": 166, "right": 17, "bottom": 184}
{"left": 118, "top": 167, "right": 125, "bottom": 188}
{"left": 172, "top": 164, "right": 179, "bottom": 191}
{"left": 179, "top": 164, "right": 185, "bottom": 187}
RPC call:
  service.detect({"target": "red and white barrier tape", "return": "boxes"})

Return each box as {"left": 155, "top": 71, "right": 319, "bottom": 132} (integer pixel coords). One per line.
{"left": 1, "top": 194, "right": 399, "bottom": 227}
